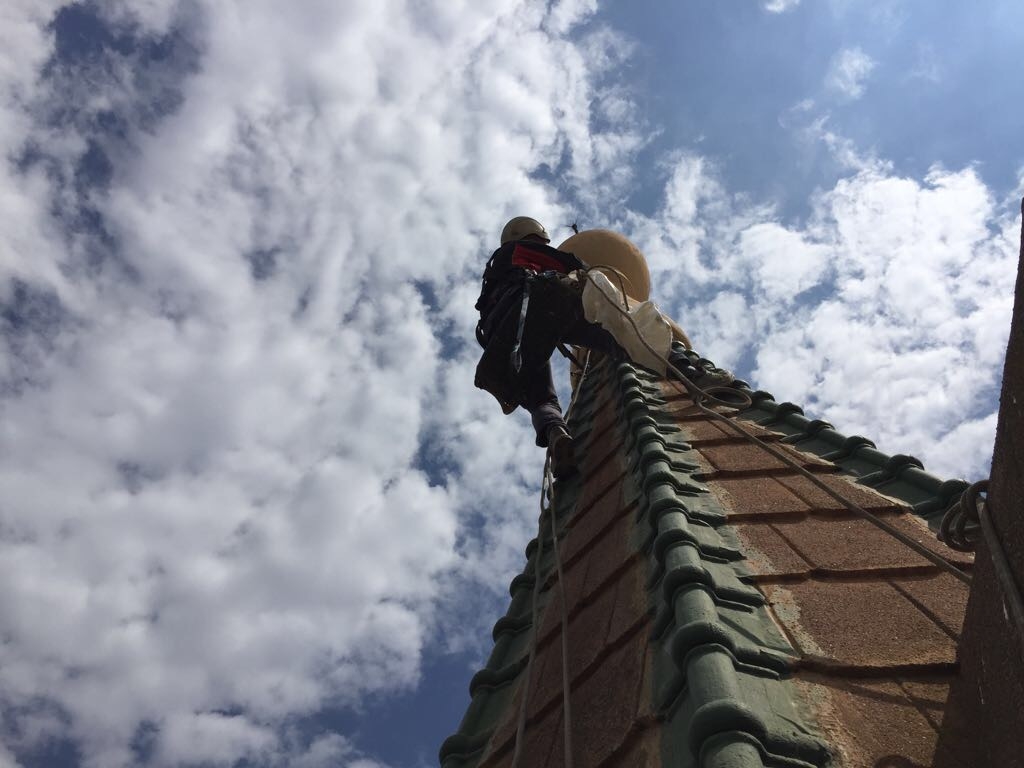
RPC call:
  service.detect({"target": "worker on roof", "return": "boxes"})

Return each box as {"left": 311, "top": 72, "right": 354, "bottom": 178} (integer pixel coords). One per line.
{"left": 474, "top": 216, "right": 732, "bottom": 479}
{"left": 474, "top": 216, "right": 624, "bottom": 478}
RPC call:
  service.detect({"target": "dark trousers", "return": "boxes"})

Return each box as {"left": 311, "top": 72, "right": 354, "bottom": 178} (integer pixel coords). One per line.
{"left": 523, "top": 319, "right": 623, "bottom": 447}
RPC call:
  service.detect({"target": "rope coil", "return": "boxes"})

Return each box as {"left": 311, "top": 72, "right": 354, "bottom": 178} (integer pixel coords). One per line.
{"left": 940, "top": 480, "right": 1024, "bottom": 659}
{"left": 939, "top": 480, "right": 985, "bottom": 552}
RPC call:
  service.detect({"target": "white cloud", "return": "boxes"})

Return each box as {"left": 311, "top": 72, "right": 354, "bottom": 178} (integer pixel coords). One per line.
{"left": 825, "top": 46, "right": 877, "bottom": 100}
{"left": 763, "top": 0, "right": 801, "bottom": 12}
{"left": 0, "top": 2, "right": 1017, "bottom": 765}
{"left": 628, "top": 154, "right": 1017, "bottom": 482}
{"left": 0, "top": 0, "right": 642, "bottom": 764}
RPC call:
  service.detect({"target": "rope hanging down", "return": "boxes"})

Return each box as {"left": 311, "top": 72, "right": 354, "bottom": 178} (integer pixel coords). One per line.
{"left": 510, "top": 357, "right": 590, "bottom": 768}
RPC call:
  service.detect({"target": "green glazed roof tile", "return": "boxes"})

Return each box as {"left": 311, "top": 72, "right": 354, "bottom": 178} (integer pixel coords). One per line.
{"left": 437, "top": 360, "right": 615, "bottom": 768}
{"left": 732, "top": 385, "right": 972, "bottom": 529}
{"left": 443, "top": 346, "right": 969, "bottom": 767}
{"left": 612, "top": 361, "right": 835, "bottom": 767}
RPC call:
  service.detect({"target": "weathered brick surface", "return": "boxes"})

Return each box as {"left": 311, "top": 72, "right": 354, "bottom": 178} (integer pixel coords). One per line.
{"left": 677, "top": 415, "right": 782, "bottom": 444}
{"left": 561, "top": 475, "right": 629, "bottom": 566}
{"left": 565, "top": 584, "right": 618, "bottom": 685}
{"left": 769, "top": 515, "right": 938, "bottom": 572}
{"left": 483, "top": 685, "right": 523, "bottom": 765}
{"left": 605, "top": 558, "right": 650, "bottom": 646}
{"left": 732, "top": 522, "right": 812, "bottom": 578}
{"left": 674, "top": 417, "right": 734, "bottom": 443}
{"left": 763, "top": 578, "right": 958, "bottom": 667}
{"left": 514, "top": 706, "right": 563, "bottom": 768}
{"left": 538, "top": 554, "right": 589, "bottom": 645}
{"left": 660, "top": 398, "right": 706, "bottom": 421}
{"left": 713, "top": 475, "right": 812, "bottom": 519}
{"left": 527, "top": 634, "right": 566, "bottom": 720}
{"left": 577, "top": 425, "right": 625, "bottom": 485}
{"left": 899, "top": 678, "right": 953, "bottom": 732}
{"left": 577, "top": 390, "right": 620, "bottom": 450}
{"left": 778, "top": 473, "right": 905, "bottom": 514}
{"left": 796, "top": 674, "right": 959, "bottom": 768}
{"left": 888, "top": 573, "right": 968, "bottom": 640}
{"left": 601, "top": 725, "right": 661, "bottom": 767}
{"left": 571, "top": 628, "right": 648, "bottom": 768}
{"left": 702, "top": 440, "right": 972, "bottom": 768}
{"left": 580, "top": 521, "right": 634, "bottom": 598}
{"left": 574, "top": 452, "right": 626, "bottom": 519}
{"left": 497, "top": 613, "right": 651, "bottom": 767}
{"left": 697, "top": 443, "right": 832, "bottom": 475}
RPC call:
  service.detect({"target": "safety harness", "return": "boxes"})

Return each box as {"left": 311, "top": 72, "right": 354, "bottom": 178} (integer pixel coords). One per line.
{"left": 474, "top": 241, "right": 586, "bottom": 413}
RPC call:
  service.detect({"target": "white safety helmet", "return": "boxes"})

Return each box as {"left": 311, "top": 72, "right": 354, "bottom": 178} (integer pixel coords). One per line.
{"left": 500, "top": 216, "right": 550, "bottom": 245}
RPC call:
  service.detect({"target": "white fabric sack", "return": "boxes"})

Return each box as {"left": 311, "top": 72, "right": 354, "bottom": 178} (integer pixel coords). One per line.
{"left": 580, "top": 270, "right": 673, "bottom": 375}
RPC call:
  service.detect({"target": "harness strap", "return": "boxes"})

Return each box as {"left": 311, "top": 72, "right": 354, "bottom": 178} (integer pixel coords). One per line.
{"left": 510, "top": 276, "right": 532, "bottom": 373}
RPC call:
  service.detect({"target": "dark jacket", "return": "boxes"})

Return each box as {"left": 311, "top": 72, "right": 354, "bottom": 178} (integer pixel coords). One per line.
{"left": 475, "top": 239, "right": 585, "bottom": 346}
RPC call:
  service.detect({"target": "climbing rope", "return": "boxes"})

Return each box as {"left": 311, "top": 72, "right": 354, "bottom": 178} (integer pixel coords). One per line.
{"left": 510, "top": 355, "right": 590, "bottom": 768}
{"left": 509, "top": 476, "right": 546, "bottom": 768}
{"left": 579, "top": 267, "right": 973, "bottom": 586}
{"left": 940, "top": 480, "right": 1024, "bottom": 656}
{"left": 543, "top": 454, "right": 575, "bottom": 768}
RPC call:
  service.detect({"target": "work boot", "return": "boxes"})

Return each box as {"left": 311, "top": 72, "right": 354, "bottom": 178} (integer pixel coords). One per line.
{"left": 547, "top": 425, "right": 578, "bottom": 479}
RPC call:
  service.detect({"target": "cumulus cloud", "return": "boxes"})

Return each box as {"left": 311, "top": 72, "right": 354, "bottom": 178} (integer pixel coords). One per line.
{"left": 627, "top": 154, "right": 1017, "bottom": 482}
{"left": 0, "top": 1, "right": 1017, "bottom": 766}
{"left": 0, "top": 0, "right": 644, "bottom": 764}
{"left": 825, "top": 46, "right": 877, "bottom": 100}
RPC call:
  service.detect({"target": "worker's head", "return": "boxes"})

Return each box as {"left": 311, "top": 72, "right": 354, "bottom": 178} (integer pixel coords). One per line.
{"left": 500, "top": 216, "right": 550, "bottom": 245}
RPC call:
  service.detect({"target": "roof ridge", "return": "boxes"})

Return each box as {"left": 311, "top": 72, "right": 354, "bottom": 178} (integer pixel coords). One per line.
{"left": 740, "top": 391, "right": 969, "bottom": 527}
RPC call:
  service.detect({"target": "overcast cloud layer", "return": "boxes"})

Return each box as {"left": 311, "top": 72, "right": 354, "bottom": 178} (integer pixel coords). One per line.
{"left": 0, "top": 1, "right": 1019, "bottom": 767}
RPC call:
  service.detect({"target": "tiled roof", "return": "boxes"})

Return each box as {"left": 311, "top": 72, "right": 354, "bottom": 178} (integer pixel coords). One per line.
{"left": 440, "top": 354, "right": 973, "bottom": 767}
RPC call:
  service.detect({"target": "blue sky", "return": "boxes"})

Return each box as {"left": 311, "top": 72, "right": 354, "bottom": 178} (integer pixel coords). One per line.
{"left": 0, "top": 1, "right": 1020, "bottom": 767}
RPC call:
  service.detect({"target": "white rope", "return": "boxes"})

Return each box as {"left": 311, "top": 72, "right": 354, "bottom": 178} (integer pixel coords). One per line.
{"left": 579, "top": 268, "right": 973, "bottom": 586}
{"left": 510, "top": 352, "right": 590, "bottom": 768}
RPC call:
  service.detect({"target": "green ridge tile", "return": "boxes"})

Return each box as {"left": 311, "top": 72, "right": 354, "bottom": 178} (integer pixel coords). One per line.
{"left": 736, "top": 389, "right": 968, "bottom": 527}
{"left": 622, "top": 371, "right": 836, "bottom": 768}
{"left": 438, "top": 423, "right": 590, "bottom": 768}
{"left": 659, "top": 542, "right": 764, "bottom": 607}
{"left": 652, "top": 510, "right": 742, "bottom": 562}
{"left": 656, "top": 645, "right": 831, "bottom": 768}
